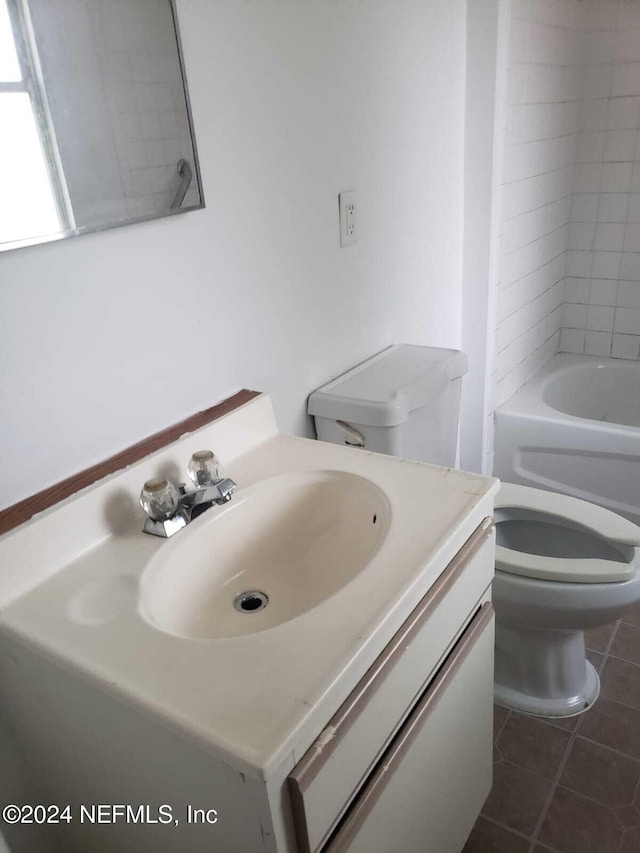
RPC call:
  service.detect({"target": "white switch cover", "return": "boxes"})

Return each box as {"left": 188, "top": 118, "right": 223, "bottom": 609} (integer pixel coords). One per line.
{"left": 339, "top": 190, "right": 357, "bottom": 247}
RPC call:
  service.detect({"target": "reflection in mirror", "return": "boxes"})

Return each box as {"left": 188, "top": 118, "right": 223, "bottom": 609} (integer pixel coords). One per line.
{"left": 0, "top": 0, "right": 203, "bottom": 252}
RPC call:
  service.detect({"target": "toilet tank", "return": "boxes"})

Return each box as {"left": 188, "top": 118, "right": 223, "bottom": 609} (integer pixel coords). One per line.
{"left": 308, "top": 345, "right": 468, "bottom": 467}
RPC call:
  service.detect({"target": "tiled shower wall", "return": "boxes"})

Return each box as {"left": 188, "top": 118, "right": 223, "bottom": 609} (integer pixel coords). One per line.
{"left": 492, "top": 0, "right": 583, "bottom": 412}
{"left": 561, "top": 0, "right": 640, "bottom": 360}
{"left": 490, "top": 0, "right": 640, "bottom": 465}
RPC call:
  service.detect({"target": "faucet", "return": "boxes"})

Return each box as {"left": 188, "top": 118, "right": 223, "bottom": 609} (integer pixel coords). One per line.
{"left": 139, "top": 450, "right": 237, "bottom": 538}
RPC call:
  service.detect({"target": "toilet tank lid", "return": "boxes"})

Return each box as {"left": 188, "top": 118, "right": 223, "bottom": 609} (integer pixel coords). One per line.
{"left": 307, "top": 345, "right": 468, "bottom": 428}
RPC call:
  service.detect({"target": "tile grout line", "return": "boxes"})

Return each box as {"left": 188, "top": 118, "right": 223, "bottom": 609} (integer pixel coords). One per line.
{"left": 578, "top": 731, "right": 640, "bottom": 765}
{"left": 527, "top": 714, "right": 583, "bottom": 851}
{"left": 615, "top": 774, "right": 640, "bottom": 853}
{"left": 494, "top": 707, "right": 512, "bottom": 746}
{"left": 480, "top": 813, "right": 537, "bottom": 846}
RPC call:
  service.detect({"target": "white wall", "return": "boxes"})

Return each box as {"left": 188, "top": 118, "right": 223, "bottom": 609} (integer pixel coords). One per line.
{"left": 491, "top": 0, "right": 583, "bottom": 420}
{"left": 561, "top": 0, "right": 640, "bottom": 361}
{"left": 0, "top": 0, "right": 466, "bottom": 509}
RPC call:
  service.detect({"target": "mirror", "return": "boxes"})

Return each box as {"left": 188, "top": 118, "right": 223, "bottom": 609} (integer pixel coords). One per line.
{"left": 0, "top": 0, "right": 203, "bottom": 252}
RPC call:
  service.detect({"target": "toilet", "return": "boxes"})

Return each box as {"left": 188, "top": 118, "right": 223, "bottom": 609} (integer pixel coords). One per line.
{"left": 309, "top": 344, "right": 640, "bottom": 717}
{"left": 493, "top": 483, "right": 640, "bottom": 716}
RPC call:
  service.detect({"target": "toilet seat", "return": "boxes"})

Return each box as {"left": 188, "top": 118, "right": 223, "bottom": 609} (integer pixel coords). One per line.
{"left": 495, "top": 483, "right": 640, "bottom": 584}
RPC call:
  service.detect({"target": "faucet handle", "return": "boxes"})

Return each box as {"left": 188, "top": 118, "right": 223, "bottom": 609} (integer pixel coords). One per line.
{"left": 140, "top": 478, "right": 180, "bottom": 521}
{"left": 187, "top": 450, "right": 222, "bottom": 487}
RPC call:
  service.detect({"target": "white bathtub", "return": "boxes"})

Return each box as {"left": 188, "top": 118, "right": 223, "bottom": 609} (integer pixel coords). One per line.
{"left": 494, "top": 354, "right": 640, "bottom": 525}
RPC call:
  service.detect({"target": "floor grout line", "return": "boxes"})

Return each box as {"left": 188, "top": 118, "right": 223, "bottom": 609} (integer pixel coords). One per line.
{"left": 577, "top": 731, "right": 640, "bottom": 764}
{"left": 494, "top": 707, "right": 512, "bottom": 745}
{"left": 528, "top": 711, "right": 583, "bottom": 851}
{"left": 479, "top": 814, "right": 533, "bottom": 843}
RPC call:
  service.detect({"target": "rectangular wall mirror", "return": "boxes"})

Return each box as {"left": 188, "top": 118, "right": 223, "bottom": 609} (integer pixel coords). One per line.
{"left": 0, "top": 0, "right": 204, "bottom": 253}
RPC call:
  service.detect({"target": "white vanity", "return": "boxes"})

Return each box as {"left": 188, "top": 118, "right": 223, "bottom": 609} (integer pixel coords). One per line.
{"left": 0, "top": 393, "right": 498, "bottom": 853}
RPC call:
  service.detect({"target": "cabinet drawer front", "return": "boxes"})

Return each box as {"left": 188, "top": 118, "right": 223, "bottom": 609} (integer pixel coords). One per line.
{"left": 289, "top": 519, "right": 494, "bottom": 853}
{"left": 326, "top": 603, "right": 495, "bottom": 853}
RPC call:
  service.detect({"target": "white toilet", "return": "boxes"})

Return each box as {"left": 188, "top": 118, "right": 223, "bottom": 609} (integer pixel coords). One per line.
{"left": 309, "top": 344, "right": 640, "bottom": 717}
{"left": 493, "top": 483, "right": 640, "bottom": 716}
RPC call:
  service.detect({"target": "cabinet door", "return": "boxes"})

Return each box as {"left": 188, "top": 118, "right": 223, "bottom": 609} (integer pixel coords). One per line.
{"left": 324, "top": 603, "right": 494, "bottom": 853}
{"left": 289, "top": 520, "right": 494, "bottom": 853}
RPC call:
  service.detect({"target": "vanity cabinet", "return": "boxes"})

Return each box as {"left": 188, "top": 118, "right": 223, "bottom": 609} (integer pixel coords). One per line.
{"left": 288, "top": 519, "right": 495, "bottom": 853}
{"left": 0, "top": 393, "right": 498, "bottom": 853}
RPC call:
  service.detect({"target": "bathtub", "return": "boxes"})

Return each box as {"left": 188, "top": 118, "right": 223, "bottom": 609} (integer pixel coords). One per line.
{"left": 494, "top": 354, "right": 640, "bottom": 525}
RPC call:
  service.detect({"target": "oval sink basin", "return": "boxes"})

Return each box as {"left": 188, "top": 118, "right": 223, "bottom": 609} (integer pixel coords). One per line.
{"left": 139, "top": 470, "right": 391, "bottom": 639}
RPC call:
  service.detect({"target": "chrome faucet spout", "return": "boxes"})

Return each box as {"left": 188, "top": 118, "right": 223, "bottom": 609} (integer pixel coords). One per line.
{"left": 178, "top": 478, "right": 237, "bottom": 509}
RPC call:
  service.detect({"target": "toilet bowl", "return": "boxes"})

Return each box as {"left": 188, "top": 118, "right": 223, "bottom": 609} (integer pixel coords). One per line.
{"left": 493, "top": 483, "right": 640, "bottom": 717}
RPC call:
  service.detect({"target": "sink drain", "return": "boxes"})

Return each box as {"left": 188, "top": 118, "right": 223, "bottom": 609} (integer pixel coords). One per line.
{"left": 234, "top": 590, "right": 269, "bottom": 614}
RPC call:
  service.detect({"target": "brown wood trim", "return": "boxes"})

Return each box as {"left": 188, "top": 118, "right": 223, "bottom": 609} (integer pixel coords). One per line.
{"left": 0, "top": 389, "right": 261, "bottom": 537}
{"left": 326, "top": 603, "right": 495, "bottom": 853}
{"left": 289, "top": 516, "right": 494, "bottom": 800}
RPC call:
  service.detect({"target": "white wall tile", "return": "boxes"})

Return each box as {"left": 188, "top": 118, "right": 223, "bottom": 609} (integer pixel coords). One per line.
{"left": 591, "top": 250, "right": 621, "bottom": 278}
{"left": 621, "top": 252, "right": 640, "bottom": 280}
{"left": 601, "top": 162, "right": 633, "bottom": 192}
{"left": 611, "top": 333, "right": 640, "bottom": 358}
{"left": 571, "top": 192, "right": 599, "bottom": 221}
{"left": 623, "top": 223, "right": 640, "bottom": 250}
{"left": 594, "top": 222, "right": 625, "bottom": 250}
{"left": 565, "top": 276, "right": 591, "bottom": 303}
{"left": 560, "top": 327, "right": 586, "bottom": 353}
{"left": 628, "top": 193, "right": 640, "bottom": 222}
{"left": 618, "top": 280, "right": 640, "bottom": 308}
{"left": 615, "top": 32, "right": 640, "bottom": 64}
{"left": 612, "top": 62, "right": 640, "bottom": 97}
{"left": 586, "top": 304, "right": 615, "bottom": 331}
{"left": 576, "top": 130, "right": 606, "bottom": 162}
{"left": 566, "top": 249, "right": 592, "bottom": 277}
{"left": 603, "top": 129, "right": 636, "bottom": 161}
{"left": 597, "top": 193, "right": 629, "bottom": 222}
{"left": 589, "top": 278, "right": 618, "bottom": 305}
{"left": 584, "top": 329, "right": 613, "bottom": 356}
{"left": 573, "top": 163, "right": 602, "bottom": 192}
{"left": 607, "top": 97, "right": 640, "bottom": 130}
{"left": 569, "top": 221, "right": 595, "bottom": 249}
{"left": 631, "top": 163, "right": 640, "bottom": 191}
{"left": 614, "top": 306, "right": 640, "bottom": 334}
{"left": 582, "top": 98, "right": 609, "bottom": 131}
{"left": 563, "top": 302, "right": 588, "bottom": 328}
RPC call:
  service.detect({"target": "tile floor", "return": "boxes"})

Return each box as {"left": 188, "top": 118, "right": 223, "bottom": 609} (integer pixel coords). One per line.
{"left": 464, "top": 602, "right": 640, "bottom": 853}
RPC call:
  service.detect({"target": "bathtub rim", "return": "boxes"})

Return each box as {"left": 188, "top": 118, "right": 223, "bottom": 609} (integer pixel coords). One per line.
{"left": 497, "top": 353, "right": 640, "bottom": 437}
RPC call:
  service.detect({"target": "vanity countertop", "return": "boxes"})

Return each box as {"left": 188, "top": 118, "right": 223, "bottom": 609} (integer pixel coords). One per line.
{"left": 0, "top": 395, "right": 498, "bottom": 780}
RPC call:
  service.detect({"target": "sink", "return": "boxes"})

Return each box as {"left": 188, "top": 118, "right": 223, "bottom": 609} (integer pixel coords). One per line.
{"left": 139, "top": 469, "right": 391, "bottom": 639}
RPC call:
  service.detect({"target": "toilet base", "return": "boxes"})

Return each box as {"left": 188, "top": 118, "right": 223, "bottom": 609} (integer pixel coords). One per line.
{"left": 493, "top": 624, "right": 601, "bottom": 717}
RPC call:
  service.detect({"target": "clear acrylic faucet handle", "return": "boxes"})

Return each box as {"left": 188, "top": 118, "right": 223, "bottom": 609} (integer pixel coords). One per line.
{"left": 140, "top": 478, "right": 180, "bottom": 521}
{"left": 187, "top": 450, "right": 221, "bottom": 487}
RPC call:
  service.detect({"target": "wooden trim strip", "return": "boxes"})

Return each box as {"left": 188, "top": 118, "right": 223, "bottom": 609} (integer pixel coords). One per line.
{"left": 326, "top": 602, "right": 495, "bottom": 853}
{"left": 289, "top": 516, "right": 494, "bottom": 797}
{"left": 0, "top": 389, "right": 260, "bottom": 536}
